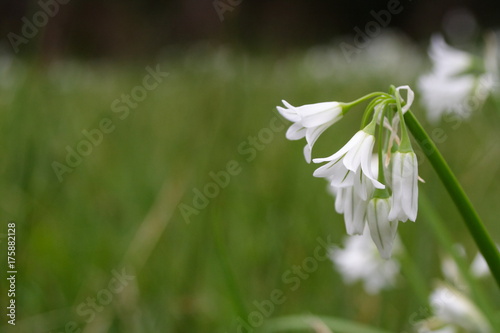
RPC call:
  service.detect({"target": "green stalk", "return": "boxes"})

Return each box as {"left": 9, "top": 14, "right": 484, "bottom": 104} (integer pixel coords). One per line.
{"left": 404, "top": 110, "right": 500, "bottom": 289}
{"left": 262, "top": 315, "right": 392, "bottom": 333}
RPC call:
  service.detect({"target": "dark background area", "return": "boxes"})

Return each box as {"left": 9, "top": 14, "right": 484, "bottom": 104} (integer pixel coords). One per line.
{"left": 1, "top": 0, "right": 499, "bottom": 61}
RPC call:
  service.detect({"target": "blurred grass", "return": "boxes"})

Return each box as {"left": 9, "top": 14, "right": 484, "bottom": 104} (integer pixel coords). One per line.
{"left": 0, "top": 36, "right": 500, "bottom": 332}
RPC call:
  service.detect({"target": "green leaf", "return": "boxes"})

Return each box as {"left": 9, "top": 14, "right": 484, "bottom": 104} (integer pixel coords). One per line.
{"left": 261, "top": 314, "right": 393, "bottom": 333}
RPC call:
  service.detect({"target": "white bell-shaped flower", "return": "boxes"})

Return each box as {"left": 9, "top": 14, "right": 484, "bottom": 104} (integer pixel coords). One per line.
{"left": 388, "top": 151, "right": 419, "bottom": 222}
{"left": 366, "top": 197, "right": 399, "bottom": 259}
{"left": 313, "top": 130, "right": 384, "bottom": 189}
{"left": 277, "top": 100, "right": 343, "bottom": 163}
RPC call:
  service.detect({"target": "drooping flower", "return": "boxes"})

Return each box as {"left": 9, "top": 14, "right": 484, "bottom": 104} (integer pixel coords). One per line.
{"left": 366, "top": 197, "right": 399, "bottom": 259}
{"left": 276, "top": 85, "right": 420, "bottom": 259}
{"left": 388, "top": 151, "right": 419, "bottom": 222}
{"left": 313, "top": 130, "right": 384, "bottom": 190}
{"left": 329, "top": 225, "right": 400, "bottom": 294}
{"left": 325, "top": 156, "right": 379, "bottom": 235}
{"left": 276, "top": 100, "right": 344, "bottom": 163}
{"left": 331, "top": 185, "right": 368, "bottom": 235}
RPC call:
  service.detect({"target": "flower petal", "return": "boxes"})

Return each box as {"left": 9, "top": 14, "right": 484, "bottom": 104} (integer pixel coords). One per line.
{"left": 367, "top": 198, "right": 398, "bottom": 259}
{"left": 396, "top": 85, "right": 415, "bottom": 113}
{"left": 286, "top": 122, "right": 306, "bottom": 140}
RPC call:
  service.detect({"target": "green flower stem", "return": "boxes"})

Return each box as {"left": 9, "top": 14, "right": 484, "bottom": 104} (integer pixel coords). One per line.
{"left": 404, "top": 110, "right": 500, "bottom": 289}
{"left": 394, "top": 90, "right": 412, "bottom": 152}
{"left": 361, "top": 97, "right": 387, "bottom": 128}
{"left": 344, "top": 92, "right": 392, "bottom": 116}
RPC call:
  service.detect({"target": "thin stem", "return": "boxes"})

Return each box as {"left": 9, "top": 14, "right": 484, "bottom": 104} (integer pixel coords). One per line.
{"left": 361, "top": 97, "right": 392, "bottom": 128}
{"left": 377, "top": 104, "right": 388, "bottom": 185}
{"left": 404, "top": 110, "right": 500, "bottom": 289}
{"left": 343, "top": 92, "right": 391, "bottom": 116}
{"left": 394, "top": 90, "right": 412, "bottom": 152}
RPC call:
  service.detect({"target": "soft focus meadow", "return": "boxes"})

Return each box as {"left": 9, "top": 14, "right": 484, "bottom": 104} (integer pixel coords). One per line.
{"left": 1, "top": 31, "right": 500, "bottom": 333}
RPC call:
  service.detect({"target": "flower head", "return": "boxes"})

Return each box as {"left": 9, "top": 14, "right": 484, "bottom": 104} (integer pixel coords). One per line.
{"left": 276, "top": 85, "right": 420, "bottom": 258}
{"left": 277, "top": 100, "right": 343, "bottom": 163}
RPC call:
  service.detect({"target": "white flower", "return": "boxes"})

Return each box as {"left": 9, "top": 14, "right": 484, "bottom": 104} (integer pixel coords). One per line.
{"left": 418, "top": 72, "right": 476, "bottom": 122}
{"left": 325, "top": 156, "right": 378, "bottom": 235}
{"left": 470, "top": 244, "right": 500, "bottom": 278}
{"left": 388, "top": 151, "right": 418, "bottom": 222}
{"left": 366, "top": 197, "right": 399, "bottom": 259}
{"left": 440, "top": 245, "right": 468, "bottom": 291}
{"left": 313, "top": 130, "right": 384, "bottom": 189}
{"left": 276, "top": 100, "right": 343, "bottom": 163}
{"left": 430, "top": 284, "right": 491, "bottom": 333}
{"left": 428, "top": 34, "right": 472, "bottom": 76}
{"left": 332, "top": 185, "right": 368, "bottom": 235}
{"left": 418, "top": 35, "right": 494, "bottom": 123}
{"left": 329, "top": 225, "right": 400, "bottom": 294}
{"left": 471, "top": 252, "right": 490, "bottom": 279}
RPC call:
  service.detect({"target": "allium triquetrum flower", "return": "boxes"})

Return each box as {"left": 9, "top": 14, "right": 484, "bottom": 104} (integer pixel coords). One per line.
{"left": 312, "top": 129, "right": 384, "bottom": 190}
{"left": 276, "top": 85, "right": 420, "bottom": 259}
{"left": 276, "top": 100, "right": 344, "bottom": 163}
{"left": 388, "top": 151, "right": 419, "bottom": 222}
{"left": 366, "top": 197, "right": 399, "bottom": 259}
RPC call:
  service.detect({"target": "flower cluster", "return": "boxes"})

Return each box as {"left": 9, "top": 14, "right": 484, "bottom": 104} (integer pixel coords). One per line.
{"left": 277, "top": 86, "right": 419, "bottom": 259}
{"left": 418, "top": 34, "right": 496, "bottom": 123}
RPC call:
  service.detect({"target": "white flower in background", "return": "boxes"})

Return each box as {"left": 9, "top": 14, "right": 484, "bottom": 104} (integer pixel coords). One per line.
{"left": 388, "top": 151, "right": 418, "bottom": 222}
{"left": 429, "top": 284, "right": 491, "bottom": 333}
{"left": 276, "top": 100, "right": 343, "bottom": 163}
{"left": 418, "top": 34, "right": 495, "bottom": 123}
{"left": 418, "top": 73, "right": 476, "bottom": 122}
{"left": 428, "top": 34, "right": 472, "bottom": 76}
{"left": 366, "top": 197, "right": 399, "bottom": 259}
{"left": 470, "top": 244, "right": 500, "bottom": 278}
{"left": 471, "top": 252, "right": 490, "bottom": 279}
{"left": 329, "top": 226, "right": 400, "bottom": 294}
{"left": 440, "top": 245, "right": 468, "bottom": 291}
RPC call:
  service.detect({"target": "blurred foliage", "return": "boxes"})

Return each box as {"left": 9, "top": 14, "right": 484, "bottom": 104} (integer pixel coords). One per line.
{"left": 0, "top": 35, "right": 499, "bottom": 332}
